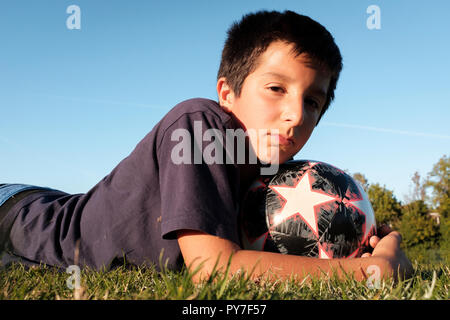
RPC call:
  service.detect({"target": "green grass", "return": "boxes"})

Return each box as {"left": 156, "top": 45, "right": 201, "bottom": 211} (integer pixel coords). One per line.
{"left": 1, "top": 259, "right": 449, "bottom": 300}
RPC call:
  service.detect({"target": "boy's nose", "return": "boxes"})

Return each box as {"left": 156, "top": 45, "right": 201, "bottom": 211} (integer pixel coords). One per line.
{"left": 280, "top": 100, "right": 304, "bottom": 127}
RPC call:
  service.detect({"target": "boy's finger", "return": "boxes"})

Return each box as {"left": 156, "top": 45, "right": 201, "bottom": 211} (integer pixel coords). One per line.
{"left": 378, "top": 231, "right": 402, "bottom": 248}
{"left": 361, "top": 253, "right": 372, "bottom": 258}
{"left": 388, "top": 231, "right": 402, "bottom": 243}
{"left": 369, "top": 235, "right": 380, "bottom": 248}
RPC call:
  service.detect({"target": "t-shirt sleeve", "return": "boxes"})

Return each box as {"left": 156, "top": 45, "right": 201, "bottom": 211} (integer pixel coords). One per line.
{"left": 157, "top": 111, "right": 241, "bottom": 245}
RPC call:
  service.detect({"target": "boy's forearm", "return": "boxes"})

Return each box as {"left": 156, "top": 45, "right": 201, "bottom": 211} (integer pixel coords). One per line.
{"left": 229, "top": 249, "right": 392, "bottom": 282}
{"left": 178, "top": 230, "right": 404, "bottom": 283}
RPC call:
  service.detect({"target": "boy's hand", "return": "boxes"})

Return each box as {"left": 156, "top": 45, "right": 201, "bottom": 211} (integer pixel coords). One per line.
{"left": 366, "top": 228, "right": 414, "bottom": 281}
{"left": 361, "top": 224, "right": 393, "bottom": 258}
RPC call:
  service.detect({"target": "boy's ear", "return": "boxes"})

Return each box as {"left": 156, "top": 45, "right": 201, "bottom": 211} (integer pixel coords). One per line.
{"left": 216, "top": 77, "right": 235, "bottom": 113}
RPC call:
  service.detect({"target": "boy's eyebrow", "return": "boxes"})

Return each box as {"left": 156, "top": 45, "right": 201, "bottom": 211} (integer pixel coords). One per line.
{"left": 261, "top": 71, "right": 328, "bottom": 98}
{"left": 260, "top": 71, "right": 294, "bottom": 82}
{"left": 308, "top": 87, "right": 328, "bottom": 100}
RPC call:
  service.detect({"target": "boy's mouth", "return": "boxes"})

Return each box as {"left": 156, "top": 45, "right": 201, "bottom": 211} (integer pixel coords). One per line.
{"left": 270, "top": 134, "right": 294, "bottom": 146}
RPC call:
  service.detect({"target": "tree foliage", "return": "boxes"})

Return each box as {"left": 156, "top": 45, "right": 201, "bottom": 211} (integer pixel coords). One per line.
{"left": 405, "top": 171, "right": 427, "bottom": 203}
{"left": 352, "top": 172, "right": 369, "bottom": 191}
{"left": 399, "top": 200, "right": 440, "bottom": 248}
{"left": 350, "top": 156, "right": 449, "bottom": 264}
{"left": 438, "top": 215, "right": 450, "bottom": 263}
{"left": 425, "top": 154, "right": 449, "bottom": 218}
{"left": 366, "top": 183, "right": 402, "bottom": 227}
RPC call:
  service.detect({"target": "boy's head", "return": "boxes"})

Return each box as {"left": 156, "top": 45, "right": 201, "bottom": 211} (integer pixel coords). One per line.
{"left": 216, "top": 10, "right": 342, "bottom": 165}
{"left": 217, "top": 10, "right": 342, "bottom": 124}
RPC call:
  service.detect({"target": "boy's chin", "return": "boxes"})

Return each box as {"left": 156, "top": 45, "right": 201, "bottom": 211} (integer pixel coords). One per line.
{"left": 256, "top": 154, "right": 292, "bottom": 165}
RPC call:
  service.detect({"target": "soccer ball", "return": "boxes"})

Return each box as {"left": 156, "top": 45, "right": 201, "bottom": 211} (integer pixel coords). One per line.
{"left": 239, "top": 160, "right": 377, "bottom": 259}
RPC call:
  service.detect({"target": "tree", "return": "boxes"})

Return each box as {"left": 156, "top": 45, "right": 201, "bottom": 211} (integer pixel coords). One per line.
{"left": 399, "top": 200, "right": 440, "bottom": 248}
{"left": 425, "top": 155, "right": 449, "bottom": 218}
{"left": 399, "top": 200, "right": 442, "bottom": 263}
{"left": 352, "top": 172, "right": 369, "bottom": 191}
{"left": 367, "top": 183, "right": 402, "bottom": 228}
{"left": 438, "top": 215, "right": 450, "bottom": 263}
{"left": 423, "top": 155, "right": 450, "bottom": 264}
{"left": 405, "top": 171, "right": 427, "bottom": 203}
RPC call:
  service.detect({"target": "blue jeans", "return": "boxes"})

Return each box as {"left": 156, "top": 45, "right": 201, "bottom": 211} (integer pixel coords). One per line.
{"left": 1, "top": 183, "right": 59, "bottom": 267}
{"left": 0, "top": 184, "right": 56, "bottom": 207}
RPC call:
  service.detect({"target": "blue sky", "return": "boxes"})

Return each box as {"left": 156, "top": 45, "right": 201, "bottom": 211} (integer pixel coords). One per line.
{"left": 0, "top": 0, "right": 449, "bottom": 203}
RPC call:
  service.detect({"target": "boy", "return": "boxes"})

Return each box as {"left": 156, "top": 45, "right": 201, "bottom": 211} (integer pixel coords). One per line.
{"left": 0, "top": 10, "right": 412, "bottom": 282}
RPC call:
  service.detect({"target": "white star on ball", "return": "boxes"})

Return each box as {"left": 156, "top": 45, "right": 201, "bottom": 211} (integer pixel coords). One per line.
{"left": 269, "top": 172, "right": 337, "bottom": 238}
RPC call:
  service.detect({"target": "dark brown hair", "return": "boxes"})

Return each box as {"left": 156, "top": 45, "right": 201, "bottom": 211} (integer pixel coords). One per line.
{"left": 217, "top": 10, "right": 343, "bottom": 124}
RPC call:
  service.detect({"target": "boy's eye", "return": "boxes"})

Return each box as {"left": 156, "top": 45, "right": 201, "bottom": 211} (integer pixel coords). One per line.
{"left": 268, "top": 86, "right": 285, "bottom": 93}
{"left": 305, "top": 98, "right": 320, "bottom": 110}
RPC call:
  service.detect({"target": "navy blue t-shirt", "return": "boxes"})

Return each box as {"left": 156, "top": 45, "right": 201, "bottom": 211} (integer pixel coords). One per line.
{"left": 4, "top": 98, "right": 246, "bottom": 271}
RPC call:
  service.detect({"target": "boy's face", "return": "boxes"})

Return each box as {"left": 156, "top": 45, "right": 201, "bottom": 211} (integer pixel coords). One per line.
{"left": 218, "top": 40, "right": 331, "bottom": 164}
